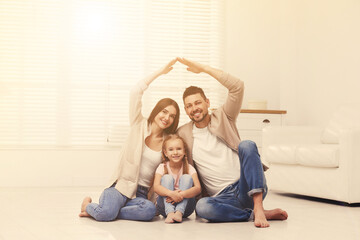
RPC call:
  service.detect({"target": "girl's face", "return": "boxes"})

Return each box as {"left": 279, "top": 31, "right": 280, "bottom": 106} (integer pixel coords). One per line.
{"left": 154, "top": 105, "right": 177, "bottom": 130}
{"left": 164, "top": 139, "right": 185, "bottom": 164}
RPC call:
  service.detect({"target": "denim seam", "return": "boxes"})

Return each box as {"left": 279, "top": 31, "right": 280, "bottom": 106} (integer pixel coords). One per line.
{"left": 247, "top": 210, "right": 254, "bottom": 221}
{"left": 247, "top": 188, "right": 264, "bottom": 197}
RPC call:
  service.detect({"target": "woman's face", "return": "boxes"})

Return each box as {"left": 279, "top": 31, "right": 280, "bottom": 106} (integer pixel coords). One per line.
{"left": 154, "top": 105, "right": 177, "bottom": 130}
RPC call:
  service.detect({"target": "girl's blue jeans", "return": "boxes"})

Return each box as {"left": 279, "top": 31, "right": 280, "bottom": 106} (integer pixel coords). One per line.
{"left": 156, "top": 174, "right": 196, "bottom": 218}
{"left": 86, "top": 184, "right": 156, "bottom": 222}
{"left": 195, "top": 140, "right": 268, "bottom": 222}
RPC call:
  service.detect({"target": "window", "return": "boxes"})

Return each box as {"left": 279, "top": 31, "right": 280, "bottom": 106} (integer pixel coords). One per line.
{"left": 0, "top": 0, "right": 225, "bottom": 148}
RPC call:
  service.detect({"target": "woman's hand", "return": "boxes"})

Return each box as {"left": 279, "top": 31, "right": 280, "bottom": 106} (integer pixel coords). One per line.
{"left": 144, "top": 58, "right": 177, "bottom": 85}
{"left": 159, "top": 58, "right": 177, "bottom": 75}
{"left": 177, "top": 57, "right": 207, "bottom": 74}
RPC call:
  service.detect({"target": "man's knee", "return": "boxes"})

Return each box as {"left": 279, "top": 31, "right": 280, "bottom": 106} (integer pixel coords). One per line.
{"left": 195, "top": 198, "right": 213, "bottom": 219}
{"left": 238, "top": 140, "right": 257, "bottom": 155}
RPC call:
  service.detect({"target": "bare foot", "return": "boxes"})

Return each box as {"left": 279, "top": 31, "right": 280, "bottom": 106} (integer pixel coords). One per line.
{"left": 165, "top": 212, "right": 175, "bottom": 224}
{"left": 254, "top": 206, "right": 269, "bottom": 228}
{"left": 173, "top": 211, "right": 183, "bottom": 223}
{"left": 264, "top": 208, "right": 288, "bottom": 221}
{"left": 79, "top": 197, "right": 92, "bottom": 217}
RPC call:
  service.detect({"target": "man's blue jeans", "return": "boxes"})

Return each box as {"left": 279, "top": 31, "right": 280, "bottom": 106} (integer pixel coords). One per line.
{"left": 156, "top": 174, "right": 196, "bottom": 218}
{"left": 195, "top": 140, "right": 268, "bottom": 222}
{"left": 86, "top": 185, "right": 156, "bottom": 222}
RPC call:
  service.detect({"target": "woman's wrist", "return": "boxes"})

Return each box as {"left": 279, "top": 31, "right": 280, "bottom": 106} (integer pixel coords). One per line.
{"left": 202, "top": 64, "right": 212, "bottom": 74}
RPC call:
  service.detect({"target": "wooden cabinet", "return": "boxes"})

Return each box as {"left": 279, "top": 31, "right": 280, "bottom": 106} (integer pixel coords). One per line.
{"left": 236, "top": 109, "right": 287, "bottom": 155}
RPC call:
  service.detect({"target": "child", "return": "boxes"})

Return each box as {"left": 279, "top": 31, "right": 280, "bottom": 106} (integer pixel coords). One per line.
{"left": 153, "top": 134, "right": 201, "bottom": 223}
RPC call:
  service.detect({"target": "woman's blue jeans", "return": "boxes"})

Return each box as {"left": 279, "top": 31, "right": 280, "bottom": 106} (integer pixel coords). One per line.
{"left": 156, "top": 174, "right": 196, "bottom": 218}
{"left": 86, "top": 184, "right": 156, "bottom": 222}
{"left": 195, "top": 140, "right": 268, "bottom": 222}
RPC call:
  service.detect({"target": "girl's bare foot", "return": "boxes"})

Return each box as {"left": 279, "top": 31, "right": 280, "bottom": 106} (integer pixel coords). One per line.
{"left": 79, "top": 197, "right": 92, "bottom": 217}
{"left": 165, "top": 212, "right": 175, "bottom": 223}
{"left": 173, "top": 211, "right": 183, "bottom": 223}
{"left": 264, "top": 208, "right": 288, "bottom": 221}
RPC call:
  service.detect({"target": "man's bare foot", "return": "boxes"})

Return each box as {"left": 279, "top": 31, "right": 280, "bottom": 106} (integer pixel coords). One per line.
{"left": 254, "top": 206, "right": 269, "bottom": 228}
{"left": 173, "top": 211, "right": 183, "bottom": 223}
{"left": 264, "top": 208, "right": 288, "bottom": 221}
{"left": 165, "top": 212, "right": 175, "bottom": 224}
{"left": 79, "top": 197, "right": 92, "bottom": 217}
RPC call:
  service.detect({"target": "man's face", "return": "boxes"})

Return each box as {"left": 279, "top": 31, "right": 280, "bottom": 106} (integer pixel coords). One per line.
{"left": 184, "top": 93, "right": 210, "bottom": 124}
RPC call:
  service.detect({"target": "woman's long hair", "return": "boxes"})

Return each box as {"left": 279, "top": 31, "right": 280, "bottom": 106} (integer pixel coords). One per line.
{"left": 147, "top": 98, "right": 180, "bottom": 134}
{"left": 161, "top": 134, "right": 190, "bottom": 174}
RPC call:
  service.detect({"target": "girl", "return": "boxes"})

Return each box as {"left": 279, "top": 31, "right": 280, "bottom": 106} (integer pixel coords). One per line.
{"left": 154, "top": 134, "right": 201, "bottom": 223}
{"left": 79, "top": 59, "right": 180, "bottom": 222}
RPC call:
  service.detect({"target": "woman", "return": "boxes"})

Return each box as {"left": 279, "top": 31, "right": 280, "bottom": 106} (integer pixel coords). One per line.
{"left": 79, "top": 59, "right": 180, "bottom": 221}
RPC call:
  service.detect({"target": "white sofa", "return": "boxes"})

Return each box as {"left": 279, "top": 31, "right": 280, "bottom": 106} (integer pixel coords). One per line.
{"left": 262, "top": 105, "right": 360, "bottom": 203}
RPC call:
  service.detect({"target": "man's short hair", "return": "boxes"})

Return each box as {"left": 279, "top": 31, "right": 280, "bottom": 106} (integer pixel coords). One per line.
{"left": 182, "top": 86, "right": 207, "bottom": 102}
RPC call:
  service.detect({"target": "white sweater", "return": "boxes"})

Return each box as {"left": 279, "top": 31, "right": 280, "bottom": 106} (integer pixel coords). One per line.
{"left": 107, "top": 79, "right": 152, "bottom": 199}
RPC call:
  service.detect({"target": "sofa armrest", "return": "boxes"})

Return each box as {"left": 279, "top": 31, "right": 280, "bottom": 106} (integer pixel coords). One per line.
{"left": 262, "top": 126, "right": 323, "bottom": 166}
{"left": 339, "top": 128, "right": 360, "bottom": 202}
{"left": 262, "top": 126, "right": 323, "bottom": 146}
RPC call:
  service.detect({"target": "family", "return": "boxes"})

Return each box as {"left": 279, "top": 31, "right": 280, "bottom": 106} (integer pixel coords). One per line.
{"left": 79, "top": 58, "right": 288, "bottom": 228}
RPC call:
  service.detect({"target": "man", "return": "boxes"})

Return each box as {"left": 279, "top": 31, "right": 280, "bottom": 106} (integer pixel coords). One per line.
{"left": 176, "top": 57, "right": 288, "bottom": 228}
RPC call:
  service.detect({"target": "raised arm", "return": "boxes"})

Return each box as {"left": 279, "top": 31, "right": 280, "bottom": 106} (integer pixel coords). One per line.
{"left": 129, "top": 58, "right": 178, "bottom": 125}
{"left": 177, "top": 57, "right": 244, "bottom": 121}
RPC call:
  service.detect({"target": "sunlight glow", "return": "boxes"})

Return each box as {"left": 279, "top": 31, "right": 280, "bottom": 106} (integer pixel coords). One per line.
{"left": 73, "top": 3, "right": 116, "bottom": 42}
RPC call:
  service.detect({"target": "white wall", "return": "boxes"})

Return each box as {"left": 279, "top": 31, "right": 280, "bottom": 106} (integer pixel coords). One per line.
{"left": 225, "top": 0, "right": 281, "bottom": 110}
{"left": 226, "top": 0, "right": 360, "bottom": 126}
{"left": 2, "top": 0, "right": 360, "bottom": 187}
{"left": 0, "top": 149, "right": 119, "bottom": 187}
{"left": 279, "top": 0, "right": 360, "bottom": 126}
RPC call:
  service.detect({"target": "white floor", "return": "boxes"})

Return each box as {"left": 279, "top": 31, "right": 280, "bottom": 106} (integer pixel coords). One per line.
{"left": 0, "top": 187, "right": 359, "bottom": 240}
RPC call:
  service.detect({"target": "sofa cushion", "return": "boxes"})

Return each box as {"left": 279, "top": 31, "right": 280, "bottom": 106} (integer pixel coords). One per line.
{"left": 265, "top": 144, "right": 297, "bottom": 165}
{"left": 321, "top": 105, "right": 360, "bottom": 144}
{"left": 296, "top": 144, "right": 339, "bottom": 168}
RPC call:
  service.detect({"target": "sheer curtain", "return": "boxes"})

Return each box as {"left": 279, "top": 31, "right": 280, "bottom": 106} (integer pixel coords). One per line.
{"left": 0, "top": 0, "right": 225, "bottom": 148}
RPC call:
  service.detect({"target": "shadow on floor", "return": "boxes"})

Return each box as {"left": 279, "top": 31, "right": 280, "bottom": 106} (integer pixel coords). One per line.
{"left": 272, "top": 191, "right": 360, "bottom": 207}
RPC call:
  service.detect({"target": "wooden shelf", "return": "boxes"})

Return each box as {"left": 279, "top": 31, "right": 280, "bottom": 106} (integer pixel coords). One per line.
{"left": 240, "top": 109, "right": 287, "bottom": 114}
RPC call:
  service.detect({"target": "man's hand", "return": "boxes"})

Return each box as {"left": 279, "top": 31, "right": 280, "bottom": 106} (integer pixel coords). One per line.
{"left": 177, "top": 57, "right": 207, "bottom": 74}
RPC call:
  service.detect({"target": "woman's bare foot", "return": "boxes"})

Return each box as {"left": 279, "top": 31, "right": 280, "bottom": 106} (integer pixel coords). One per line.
{"left": 79, "top": 197, "right": 92, "bottom": 217}
{"left": 165, "top": 212, "right": 175, "bottom": 223}
{"left": 264, "top": 208, "right": 288, "bottom": 221}
{"left": 173, "top": 211, "right": 183, "bottom": 223}
{"left": 254, "top": 206, "right": 269, "bottom": 228}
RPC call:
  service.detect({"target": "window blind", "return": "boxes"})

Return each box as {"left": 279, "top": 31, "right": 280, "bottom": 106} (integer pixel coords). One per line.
{"left": 0, "top": 0, "right": 225, "bottom": 148}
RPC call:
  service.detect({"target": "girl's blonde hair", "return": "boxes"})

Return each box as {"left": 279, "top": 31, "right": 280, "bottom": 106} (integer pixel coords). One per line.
{"left": 161, "top": 134, "right": 190, "bottom": 174}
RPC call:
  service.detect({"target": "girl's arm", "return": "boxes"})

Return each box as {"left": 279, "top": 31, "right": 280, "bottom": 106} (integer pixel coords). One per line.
{"left": 179, "top": 173, "right": 201, "bottom": 199}
{"left": 153, "top": 173, "right": 183, "bottom": 202}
